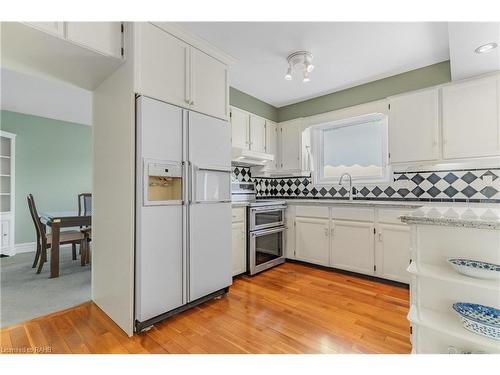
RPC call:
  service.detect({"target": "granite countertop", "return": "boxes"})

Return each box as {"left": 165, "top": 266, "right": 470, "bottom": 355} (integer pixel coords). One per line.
{"left": 282, "top": 199, "right": 423, "bottom": 209}
{"left": 400, "top": 206, "right": 500, "bottom": 230}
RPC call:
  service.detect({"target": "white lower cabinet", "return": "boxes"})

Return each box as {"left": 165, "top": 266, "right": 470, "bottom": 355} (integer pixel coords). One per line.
{"left": 330, "top": 219, "right": 375, "bottom": 275}
{"left": 287, "top": 205, "right": 411, "bottom": 283}
{"left": 231, "top": 207, "right": 247, "bottom": 276}
{"left": 294, "top": 217, "right": 330, "bottom": 266}
{"left": 375, "top": 223, "right": 410, "bottom": 283}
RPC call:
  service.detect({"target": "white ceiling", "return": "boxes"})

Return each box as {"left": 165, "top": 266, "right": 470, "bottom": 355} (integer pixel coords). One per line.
{"left": 175, "top": 22, "right": 450, "bottom": 107}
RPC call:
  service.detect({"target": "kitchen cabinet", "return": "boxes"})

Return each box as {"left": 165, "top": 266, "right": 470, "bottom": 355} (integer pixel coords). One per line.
{"left": 279, "top": 118, "right": 303, "bottom": 171}
{"left": 442, "top": 76, "right": 500, "bottom": 159}
{"left": 330, "top": 219, "right": 375, "bottom": 275}
{"left": 249, "top": 115, "right": 267, "bottom": 153}
{"left": 230, "top": 107, "right": 249, "bottom": 149}
{"left": 231, "top": 207, "right": 247, "bottom": 276}
{"left": 388, "top": 88, "right": 440, "bottom": 163}
{"left": 375, "top": 223, "right": 410, "bottom": 283}
{"left": 25, "top": 22, "right": 64, "bottom": 37}
{"left": 295, "top": 217, "right": 330, "bottom": 266}
{"left": 66, "top": 22, "right": 122, "bottom": 58}
{"left": 136, "top": 23, "right": 229, "bottom": 120}
{"left": 190, "top": 47, "right": 228, "bottom": 120}
{"left": 136, "top": 22, "right": 189, "bottom": 109}
{"left": 265, "top": 120, "right": 279, "bottom": 170}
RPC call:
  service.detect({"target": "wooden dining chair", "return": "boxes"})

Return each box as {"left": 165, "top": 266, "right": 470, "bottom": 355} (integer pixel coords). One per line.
{"left": 27, "top": 194, "right": 86, "bottom": 274}
{"left": 78, "top": 193, "right": 92, "bottom": 265}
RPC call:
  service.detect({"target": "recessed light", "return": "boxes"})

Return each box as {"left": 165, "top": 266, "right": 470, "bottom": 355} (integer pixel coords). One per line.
{"left": 474, "top": 42, "right": 498, "bottom": 54}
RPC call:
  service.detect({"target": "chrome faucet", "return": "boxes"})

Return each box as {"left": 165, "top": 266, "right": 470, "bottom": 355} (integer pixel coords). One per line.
{"left": 339, "top": 173, "right": 353, "bottom": 201}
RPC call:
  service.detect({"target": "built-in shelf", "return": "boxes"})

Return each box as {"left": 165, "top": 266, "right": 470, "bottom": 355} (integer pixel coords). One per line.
{"left": 0, "top": 175, "right": 10, "bottom": 177}
{"left": 0, "top": 156, "right": 11, "bottom": 159}
{"left": 408, "top": 305, "right": 499, "bottom": 352}
{"left": 0, "top": 193, "right": 11, "bottom": 196}
{"left": 408, "top": 261, "right": 500, "bottom": 291}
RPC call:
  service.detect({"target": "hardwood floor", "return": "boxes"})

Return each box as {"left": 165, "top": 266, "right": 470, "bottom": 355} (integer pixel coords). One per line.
{"left": 0, "top": 262, "right": 411, "bottom": 354}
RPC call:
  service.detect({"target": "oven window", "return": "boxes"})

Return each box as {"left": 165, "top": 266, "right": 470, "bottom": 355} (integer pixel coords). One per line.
{"left": 255, "top": 231, "right": 283, "bottom": 266}
{"left": 255, "top": 210, "right": 283, "bottom": 227}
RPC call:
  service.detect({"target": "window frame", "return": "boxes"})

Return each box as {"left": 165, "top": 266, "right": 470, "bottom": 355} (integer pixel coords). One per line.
{"left": 311, "top": 112, "right": 390, "bottom": 186}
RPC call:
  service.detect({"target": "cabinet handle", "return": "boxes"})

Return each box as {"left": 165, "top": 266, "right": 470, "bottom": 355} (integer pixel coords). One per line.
{"left": 324, "top": 228, "right": 329, "bottom": 237}
{"left": 378, "top": 232, "right": 382, "bottom": 242}
{"left": 190, "top": 100, "right": 194, "bottom": 105}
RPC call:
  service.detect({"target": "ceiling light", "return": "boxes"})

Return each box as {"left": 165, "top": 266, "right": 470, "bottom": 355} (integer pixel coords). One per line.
{"left": 475, "top": 42, "right": 498, "bottom": 54}
{"left": 284, "top": 51, "right": 314, "bottom": 82}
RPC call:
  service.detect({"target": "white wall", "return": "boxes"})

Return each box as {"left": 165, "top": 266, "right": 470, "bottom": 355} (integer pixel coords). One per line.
{"left": 0, "top": 68, "right": 92, "bottom": 125}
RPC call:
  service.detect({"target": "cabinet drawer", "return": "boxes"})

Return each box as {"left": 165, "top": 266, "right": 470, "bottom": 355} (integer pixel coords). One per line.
{"left": 331, "top": 207, "right": 374, "bottom": 222}
{"left": 295, "top": 205, "right": 329, "bottom": 219}
{"left": 377, "top": 208, "right": 414, "bottom": 225}
{"left": 231, "top": 207, "right": 246, "bottom": 223}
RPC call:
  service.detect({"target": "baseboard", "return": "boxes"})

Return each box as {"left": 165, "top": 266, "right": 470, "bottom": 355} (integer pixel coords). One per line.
{"left": 1, "top": 242, "right": 73, "bottom": 256}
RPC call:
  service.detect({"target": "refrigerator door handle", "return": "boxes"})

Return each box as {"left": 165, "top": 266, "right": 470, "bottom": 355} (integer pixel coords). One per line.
{"left": 195, "top": 165, "right": 232, "bottom": 173}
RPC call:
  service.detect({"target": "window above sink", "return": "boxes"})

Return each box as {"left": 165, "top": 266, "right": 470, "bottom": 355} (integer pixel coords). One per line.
{"left": 311, "top": 113, "right": 389, "bottom": 185}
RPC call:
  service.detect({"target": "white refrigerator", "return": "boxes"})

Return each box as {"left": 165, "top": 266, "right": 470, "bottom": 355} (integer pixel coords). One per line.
{"left": 135, "top": 96, "right": 232, "bottom": 331}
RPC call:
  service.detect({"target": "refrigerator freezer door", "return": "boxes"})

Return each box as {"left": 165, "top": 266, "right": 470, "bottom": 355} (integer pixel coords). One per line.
{"left": 136, "top": 96, "right": 183, "bottom": 162}
{"left": 189, "top": 202, "right": 232, "bottom": 301}
{"left": 135, "top": 206, "right": 184, "bottom": 322}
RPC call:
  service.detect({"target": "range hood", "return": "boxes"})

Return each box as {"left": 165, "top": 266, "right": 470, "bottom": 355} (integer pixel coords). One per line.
{"left": 231, "top": 147, "right": 274, "bottom": 167}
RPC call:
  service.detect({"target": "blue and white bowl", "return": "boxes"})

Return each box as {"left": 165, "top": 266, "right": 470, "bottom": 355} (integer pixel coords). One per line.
{"left": 448, "top": 258, "right": 500, "bottom": 280}
{"left": 452, "top": 303, "right": 500, "bottom": 340}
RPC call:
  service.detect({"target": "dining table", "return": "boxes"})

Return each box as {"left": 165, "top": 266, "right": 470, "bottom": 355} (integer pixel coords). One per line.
{"left": 40, "top": 211, "right": 91, "bottom": 278}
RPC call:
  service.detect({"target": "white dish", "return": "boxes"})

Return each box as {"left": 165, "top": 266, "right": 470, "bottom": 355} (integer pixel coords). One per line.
{"left": 448, "top": 258, "right": 500, "bottom": 280}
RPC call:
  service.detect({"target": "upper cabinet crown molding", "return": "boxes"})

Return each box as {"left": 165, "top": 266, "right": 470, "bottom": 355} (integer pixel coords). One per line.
{"left": 150, "top": 22, "right": 237, "bottom": 66}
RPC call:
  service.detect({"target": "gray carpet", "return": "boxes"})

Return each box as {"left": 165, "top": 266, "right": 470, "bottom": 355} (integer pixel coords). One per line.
{"left": 0, "top": 247, "right": 91, "bottom": 328}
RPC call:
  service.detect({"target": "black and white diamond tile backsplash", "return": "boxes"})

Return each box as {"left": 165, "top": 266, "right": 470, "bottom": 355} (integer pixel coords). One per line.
{"left": 232, "top": 166, "right": 500, "bottom": 203}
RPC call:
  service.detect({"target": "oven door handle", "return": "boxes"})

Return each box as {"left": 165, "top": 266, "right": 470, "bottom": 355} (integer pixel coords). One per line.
{"left": 251, "top": 226, "right": 287, "bottom": 237}
{"left": 250, "top": 206, "right": 286, "bottom": 212}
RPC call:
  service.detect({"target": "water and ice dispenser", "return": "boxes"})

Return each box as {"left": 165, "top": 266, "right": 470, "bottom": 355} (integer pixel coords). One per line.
{"left": 143, "top": 160, "right": 182, "bottom": 205}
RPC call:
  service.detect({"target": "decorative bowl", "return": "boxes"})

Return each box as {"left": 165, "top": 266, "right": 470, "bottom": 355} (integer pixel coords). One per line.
{"left": 448, "top": 258, "right": 500, "bottom": 280}
{"left": 452, "top": 303, "right": 500, "bottom": 340}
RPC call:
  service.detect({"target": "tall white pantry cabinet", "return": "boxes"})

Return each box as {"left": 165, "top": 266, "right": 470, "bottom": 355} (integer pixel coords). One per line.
{"left": 0, "top": 131, "right": 15, "bottom": 256}
{"left": 93, "top": 22, "right": 233, "bottom": 336}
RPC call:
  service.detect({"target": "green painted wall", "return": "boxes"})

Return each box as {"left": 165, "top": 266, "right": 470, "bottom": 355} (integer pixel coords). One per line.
{"left": 278, "top": 61, "right": 452, "bottom": 122}
{"left": 230, "top": 87, "right": 279, "bottom": 122}
{"left": 0, "top": 110, "right": 92, "bottom": 244}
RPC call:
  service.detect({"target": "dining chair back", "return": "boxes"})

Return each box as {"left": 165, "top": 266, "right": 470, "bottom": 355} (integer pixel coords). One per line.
{"left": 78, "top": 193, "right": 92, "bottom": 216}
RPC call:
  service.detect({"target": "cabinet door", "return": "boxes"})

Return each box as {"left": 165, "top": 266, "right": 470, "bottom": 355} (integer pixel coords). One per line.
{"left": 266, "top": 120, "right": 279, "bottom": 169}
{"left": 25, "top": 22, "right": 64, "bottom": 37}
{"left": 249, "top": 115, "right": 266, "bottom": 153}
{"left": 389, "top": 89, "right": 440, "bottom": 163}
{"left": 330, "top": 220, "right": 374, "bottom": 275}
{"left": 191, "top": 47, "right": 228, "bottom": 120}
{"left": 136, "top": 23, "right": 189, "bottom": 108}
{"left": 1, "top": 219, "right": 10, "bottom": 248}
{"left": 442, "top": 77, "right": 500, "bottom": 159}
{"left": 295, "top": 217, "right": 330, "bottom": 266}
{"left": 375, "top": 224, "right": 410, "bottom": 284}
{"left": 231, "top": 221, "right": 247, "bottom": 276}
{"left": 280, "top": 119, "right": 302, "bottom": 170}
{"left": 66, "top": 22, "right": 122, "bottom": 58}
{"left": 230, "top": 107, "right": 249, "bottom": 149}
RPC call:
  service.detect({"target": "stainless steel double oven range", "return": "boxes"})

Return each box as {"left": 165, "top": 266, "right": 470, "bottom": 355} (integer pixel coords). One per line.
{"left": 231, "top": 181, "right": 286, "bottom": 275}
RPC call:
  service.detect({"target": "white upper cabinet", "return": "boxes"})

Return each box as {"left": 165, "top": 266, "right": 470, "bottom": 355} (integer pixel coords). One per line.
{"left": 249, "top": 115, "right": 266, "bottom": 153}
{"left": 66, "top": 22, "right": 123, "bottom": 58}
{"left": 442, "top": 75, "right": 500, "bottom": 159}
{"left": 190, "top": 48, "right": 228, "bottom": 120}
{"left": 295, "top": 217, "right": 330, "bottom": 266}
{"left": 279, "top": 119, "right": 303, "bottom": 171}
{"left": 265, "top": 120, "right": 279, "bottom": 169}
{"left": 230, "top": 107, "right": 249, "bottom": 149}
{"left": 389, "top": 88, "right": 440, "bottom": 163}
{"left": 136, "top": 23, "right": 189, "bottom": 108}
{"left": 135, "top": 23, "right": 229, "bottom": 120}
{"left": 25, "top": 22, "right": 64, "bottom": 37}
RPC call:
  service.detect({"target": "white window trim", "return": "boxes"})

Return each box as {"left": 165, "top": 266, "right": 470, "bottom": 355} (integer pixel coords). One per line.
{"left": 311, "top": 113, "right": 390, "bottom": 186}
